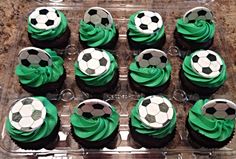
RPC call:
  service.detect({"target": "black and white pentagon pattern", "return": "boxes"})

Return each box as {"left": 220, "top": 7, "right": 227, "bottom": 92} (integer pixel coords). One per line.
{"left": 136, "top": 49, "right": 168, "bottom": 68}
{"left": 134, "top": 11, "right": 163, "bottom": 34}
{"left": 18, "top": 47, "right": 52, "bottom": 67}
{"left": 190, "top": 50, "right": 223, "bottom": 78}
{"left": 138, "top": 95, "right": 174, "bottom": 129}
{"left": 8, "top": 97, "right": 46, "bottom": 132}
{"left": 77, "top": 99, "right": 112, "bottom": 118}
{"left": 84, "top": 7, "right": 113, "bottom": 28}
{"left": 202, "top": 99, "right": 236, "bottom": 120}
{"left": 77, "top": 48, "right": 111, "bottom": 76}
{"left": 183, "top": 7, "right": 213, "bottom": 23}
{"left": 29, "top": 7, "right": 61, "bottom": 30}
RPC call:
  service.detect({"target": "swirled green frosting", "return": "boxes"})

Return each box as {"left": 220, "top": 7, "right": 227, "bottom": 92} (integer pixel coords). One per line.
{"left": 6, "top": 96, "right": 58, "bottom": 142}
{"left": 129, "top": 59, "right": 171, "bottom": 87}
{"left": 15, "top": 49, "right": 64, "bottom": 87}
{"left": 188, "top": 99, "right": 235, "bottom": 142}
{"left": 70, "top": 105, "right": 119, "bottom": 141}
{"left": 182, "top": 52, "right": 227, "bottom": 87}
{"left": 74, "top": 50, "right": 118, "bottom": 86}
{"left": 130, "top": 97, "right": 176, "bottom": 138}
{"left": 176, "top": 18, "right": 215, "bottom": 42}
{"left": 79, "top": 20, "right": 117, "bottom": 47}
{"left": 127, "top": 11, "right": 165, "bottom": 44}
{"left": 28, "top": 10, "right": 68, "bottom": 41}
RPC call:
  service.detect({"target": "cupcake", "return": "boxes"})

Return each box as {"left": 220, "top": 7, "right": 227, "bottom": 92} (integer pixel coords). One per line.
{"left": 128, "top": 49, "right": 171, "bottom": 95}
{"left": 186, "top": 99, "right": 236, "bottom": 148}
{"left": 74, "top": 48, "right": 119, "bottom": 94}
{"left": 129, "top": 95, "right": 176, "bottom": 148}
{"left": 28, "top": 7, "right": 70, "bottom": 49}
{"left": 79, "top": 7, "right": 118, "bottom": 50}
{"left": 70, "top": 99, "right": 119, "bottom": 149}
{"left": 16, "top": 47, "right": 66, "bottom": 95}
{"left": 6, "top": 96, "right": 60, "bottom": 150}
{"left": 174, "top": 7, "right": 215, "bottom": 51}
{"left": 180, "top": 50, "right": 226, "bottom": 96}
{"left": 127, "top": 11, "right": 166, "bottom": 50}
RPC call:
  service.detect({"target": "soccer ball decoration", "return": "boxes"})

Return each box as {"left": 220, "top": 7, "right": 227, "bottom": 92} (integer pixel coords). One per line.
{"left": 136, "top": 49, "right": 168, "bottom": 68}
{"left": 190, "top": 50, "right": 223, "bottom": 78}
{"left": 8, "top": 97, "right": 46, "bottom": 132}
{"left": 77, "top": 99, "right": 112, "bottom": 118}
{"left": 138, "top": 95, "right": 174, "bottom": 129}
{"left": 84, "top": 7, "right": 113, "bottom": 28}
{"left": 183, "top": 7, "right": 213, "bottom": 23}
{"left": 77, "top": 48, "right": 110, "bottom": 76}
{"left": 29, "top": 7, "right": 61, "bottom": 30}
{"left": 202, "top": 99, "right": 236, "bottom": 120}
{"left": 18, "top": 47, "right": 52, "bottom": 67}
{"left": 134, "top": 11, "right": 163, "bottom": 34}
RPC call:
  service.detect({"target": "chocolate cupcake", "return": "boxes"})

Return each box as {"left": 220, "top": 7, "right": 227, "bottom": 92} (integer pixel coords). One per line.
{"left": 129, "top": 95, "right": 176, "bottom": 148}
{"left": 16, "top": 47, "right": 66, "bottom": 95}
{"left": 79, "top": 7, "right": 118, "bottom": 50}
{"left": 127, "top": 11, "right": 166, "bottom": 50}
{"left": 28, "top": 7, "right": 70, "bottom": 49}
{"left": 6, "top": 96, "right": 60, "bottom": 150}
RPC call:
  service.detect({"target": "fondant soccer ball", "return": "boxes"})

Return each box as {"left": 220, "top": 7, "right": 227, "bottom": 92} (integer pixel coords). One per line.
{"left": 191, "top": 50, "right": 223, "bottom": 78}
{"left": 29, "top": 7, "right": 61, "bottom": 30}
{"left": 18, "top": 47, "right": 52, "bottom": 67}
{"left": 9, "top": 97, "right": 46, "bottom": 132}
{"left": 138, "top": 96, "right": 174, "bottom": 128}
{"left": 134, "top": 11, "right": 163, "bottom": 34}
{"left": 84, "top": 7, "right": 113, "bottom": 28}
{"left": 183, "top": 7, "right": 213, "bottom": 23}
{"left": 77, "top": 48, "right": 110, "bottom": 76}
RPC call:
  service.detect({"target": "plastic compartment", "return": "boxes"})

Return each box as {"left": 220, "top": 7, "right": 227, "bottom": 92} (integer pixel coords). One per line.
{"left": 1, "top": 0, "right": 236, "bottom": 158}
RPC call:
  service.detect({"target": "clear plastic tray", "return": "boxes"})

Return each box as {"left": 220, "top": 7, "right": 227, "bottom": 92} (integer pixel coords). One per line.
{"left": 1, "top": 0, "right": 236, "bottom": 158}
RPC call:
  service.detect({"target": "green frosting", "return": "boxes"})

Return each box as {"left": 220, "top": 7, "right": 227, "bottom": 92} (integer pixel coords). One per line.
{"left": 15, "top": 49, "right": 64, "bottom": 87}
{"left": 182, "top": 52, "right": 227, "bottom": 87}
{"left": 130, "top": 97, "right": 176, "bottom": 138}
{"left": 129, "top": 59, "right": 172, "bottom": 87}
{"left": 70, "top": 105, "right": 119, "bottom": 141}
{"left": 127, "top": 11, "right": 165, "bottom": 44}
{"left": 28, "top": 10, "right": 68, "bottom": 41}
{"left": 79, "top": 20, "right": 117, "bottom": 47}
{"left": 6, "top": 96, "right": 58, "bottom": 142}
{"left": 74, "top": 50, "right": 118, "bottom": 86}
{"left": 188, "top": 99, "right": 235, "bottom": 142}
{"left": 176, "top": 18, "right": 215, "bottom": 42}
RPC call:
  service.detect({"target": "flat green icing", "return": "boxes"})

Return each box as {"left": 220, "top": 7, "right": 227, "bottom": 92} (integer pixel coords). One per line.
{"left": 188, "top": 99, "right": 235, "bottom": 142}
{"left": 176, "top": 18, "right": 215, "bottom": 42}
{"left": 182, "top": 52, "right": 226, "bottom": 87}
{"left": 74, "top": 50, "right": 118, "bottom": 86}
{"left": 127, "top": 11, "right": 165, "bottom": 44}
{"left": 130, "top": 97, "right": 176, "bottom": 138}
{"left": 70, "top": 105, "right": 119, "bottom": 141}
{"left": 6, "top": 96, "right": 58, "bottom": 142}
{"left": 129, "top": 59, "right": 171, "bottom": 87}
{"left": 28, "top": 10, "right": 68, "bottom": 41}
{"left": 79, "top": 20, "right": 117, "bottom": 47}
{"left": 15, "top": 48, "right": 64, "bottom": 87}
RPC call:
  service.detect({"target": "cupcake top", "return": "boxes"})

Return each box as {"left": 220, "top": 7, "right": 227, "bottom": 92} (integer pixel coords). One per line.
{"left": 74, "top": 48, "right": 118, "bottom": 86}
{"left": 6, "top": 96, "right": 58, "bottom": 142}
{"left": 130, "top": 95, "right": 176, "bottom": 138}
{"left": 127, "top": 11, "right": 165, "bottom": 44}
{"left": 129, "top": 49, "right": 171, "bottom": 87}
{"left": 15, "top": 47, "right": 64, "bottom": 87}
{"left": 188, "top": 99, "right": 236, "bottom": 141}
{"left": 70, "top": 99, "right": 119, "bottom": 141}
{"left": 182, "top": 50, "right": 227, "bottom": 87}
{"left": 28, "top": 7, "right": 68, "bottom": 41}
{"left": 176, "top": 7, "right": 215, "bottom": 42}
{"left": 79, "top": 7, "right": 117, "bottom": 47}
